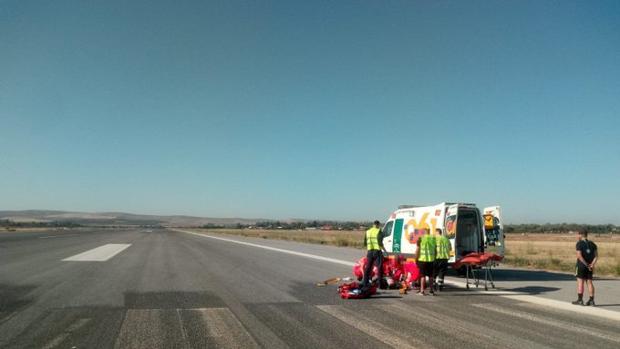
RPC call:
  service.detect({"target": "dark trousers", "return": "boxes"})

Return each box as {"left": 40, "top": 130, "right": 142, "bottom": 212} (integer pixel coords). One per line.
{"left": 434, "top": 259, "right": 449, "bottom": 284}
{"left": 362, "top": 250, "right": 383, "bottom": 287}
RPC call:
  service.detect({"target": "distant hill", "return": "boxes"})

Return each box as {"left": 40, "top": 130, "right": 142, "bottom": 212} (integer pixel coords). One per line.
{"left": 0, "top": 210, "right": 264, "bottom": 227}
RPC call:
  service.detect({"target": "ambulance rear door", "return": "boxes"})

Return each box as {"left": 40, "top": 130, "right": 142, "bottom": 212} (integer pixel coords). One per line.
{"left": 444, "top": 204, "right": 458, "bottom": 262}
{"left": 483, "top": 206, "right": 504, "bottom": 256}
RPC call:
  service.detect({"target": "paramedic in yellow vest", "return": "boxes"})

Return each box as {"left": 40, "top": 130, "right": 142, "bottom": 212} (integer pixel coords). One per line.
{"left": 434, "top": 228, "right": 452, "bottom": 292}
{"left": 362, "top": 220, "right": 387, "bottom": 289}
{"left": 416, "top": 228, "right": 436, "bottom": 295}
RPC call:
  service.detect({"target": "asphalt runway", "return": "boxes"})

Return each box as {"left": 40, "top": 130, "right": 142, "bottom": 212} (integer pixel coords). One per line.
{"left": 1, "top": 228, "right": 618, "bottom": 348}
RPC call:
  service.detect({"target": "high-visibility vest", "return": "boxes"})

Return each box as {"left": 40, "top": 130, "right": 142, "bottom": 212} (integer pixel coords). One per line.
{"left": 366, "top": 227, "right": 381, "bottom": 251}
{"left": 436, "top": 235, "right": 451, "bottom": 260}
{"left": 418, "top": 235, "right": 436, "bottom": 262}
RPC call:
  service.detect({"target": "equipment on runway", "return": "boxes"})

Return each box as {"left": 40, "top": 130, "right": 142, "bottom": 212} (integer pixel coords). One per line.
{"left": 316, "top": 277, "right": 353, "bottom": 287}
{"left": 322, "top": 203, "right": 505, "bottom": 299}
{"left": 323, "top": 256, "right": 420, "bottom": 299}
{"left": 453, "top": 252, "right": 503, "bottom": 290}
{"left": 338, "top": 281, "right": 377, "bottom": 299}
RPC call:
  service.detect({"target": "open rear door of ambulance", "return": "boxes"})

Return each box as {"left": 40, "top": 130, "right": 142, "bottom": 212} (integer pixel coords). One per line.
{"left": 483, "top": 206, "right": 504, "bottom": 257}
{"left": 445, "top": 204, "right": 458, "bottom": 262}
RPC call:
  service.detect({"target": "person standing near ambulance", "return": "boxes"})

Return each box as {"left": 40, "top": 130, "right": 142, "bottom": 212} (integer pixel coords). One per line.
{"left": 362, "top": 220, "right": 387, "bottom": 290}
{"left": 434, "top": 228, "right": 451, "bottom": 291}
{"left": 572, "top": 229, "right": 598, "bottom": 306}
{"left": 416, "top": 228, "right": 436, "bottom": 295}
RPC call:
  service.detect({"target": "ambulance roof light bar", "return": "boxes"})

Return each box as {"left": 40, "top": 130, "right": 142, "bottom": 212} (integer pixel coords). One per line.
{"left": 397, "top": 203, "right": 478, "bottom": 210}
{"left": 398, "top": 205, "right": 422, "bottom": 209}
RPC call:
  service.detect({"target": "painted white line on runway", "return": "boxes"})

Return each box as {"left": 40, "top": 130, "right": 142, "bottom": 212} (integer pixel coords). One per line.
{"left": 43, "top": 318, "right": 91, "bottom": 349}
{"left": 176, "top": 230, "right": 620, "bottom": 321}
{"left": 472, "top": 303, "right": 620, "bottom": 342}
{"left": 115, "top": 309, "right": 168, "bottom": 349}
{"left": 39, "top": 234, "right": 80, "bottom": 239}
{"left": 317, "top": 305, "right": 418, "bottom": 349}
{"left": 62, "top": 244, "right": 131, "bottom": 262}
{"left": 383, "top": 302, "right": 550, "bottom": 349}
{"left": 178, "top": 230, "right": 355, "bottom": 267}
{"left": 195, "top": 308, "right": 261, "bottom": 348}
{"left": 443, "top": 279, "right": 620, "bottom": 321}
{"left": 503, "top": 294, "right": 620, "bottom": 322}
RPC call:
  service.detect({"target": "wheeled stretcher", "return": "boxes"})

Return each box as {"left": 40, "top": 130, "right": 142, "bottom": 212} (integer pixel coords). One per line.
{"left": 454, "top": 252, "right": 503, "bottom": 291}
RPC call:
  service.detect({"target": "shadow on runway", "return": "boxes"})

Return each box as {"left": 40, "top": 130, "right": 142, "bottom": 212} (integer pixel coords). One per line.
{"left": 490, "top": 268, "right": 618, "bottom": 282}
{"left": 437, "top": 285, "right": 561, "bottom": 296}
{"left": 489, "top": 269, "right": 575, "bottom": 282}
{"left": 503, "top": 286, "right": 560, "bottom": 295}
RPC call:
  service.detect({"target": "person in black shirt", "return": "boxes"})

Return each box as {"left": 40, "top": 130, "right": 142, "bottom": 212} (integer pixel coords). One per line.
{"left": 572, "top": 229, "right": 598, "bottom": 306}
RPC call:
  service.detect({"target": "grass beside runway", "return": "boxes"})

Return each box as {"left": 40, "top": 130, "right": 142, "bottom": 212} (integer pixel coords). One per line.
{"left": 503, "top": 233, "right": 620, "bottom": 277}
{"left": 179, "top": 229, "right": 620, "bottom": 277}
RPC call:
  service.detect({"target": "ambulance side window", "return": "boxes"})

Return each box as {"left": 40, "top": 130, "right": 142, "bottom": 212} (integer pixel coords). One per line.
{"left": 382, "top": 221, "right": 394, "bottom": 237}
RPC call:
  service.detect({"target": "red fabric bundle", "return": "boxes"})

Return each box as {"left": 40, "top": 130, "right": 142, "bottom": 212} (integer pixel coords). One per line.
{"left": 352, "top": 257, "right": 379, "bottom": 281}
{"left": 352, "top": 258, "right": 365, "bottom": 280}
{"left": 338, "top": 281, "right": 377, "bottom": 299}
{"left": 403, "top": 261, "right": 420, "bottom": 286}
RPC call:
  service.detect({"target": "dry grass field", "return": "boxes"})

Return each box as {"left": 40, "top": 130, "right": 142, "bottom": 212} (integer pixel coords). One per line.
{"left": 504, "top": 233, "right": 620, "bottom": 277}
{"left": 188, "top": 228, "right": 620, "bottom": 277}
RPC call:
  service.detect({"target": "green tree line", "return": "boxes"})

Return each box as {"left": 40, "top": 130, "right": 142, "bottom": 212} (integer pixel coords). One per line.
{"left": 505, "top": 223, "right": 617, "bottom": 235}
{"left": 0, "top": 219, "right": 82, "bottom": 228}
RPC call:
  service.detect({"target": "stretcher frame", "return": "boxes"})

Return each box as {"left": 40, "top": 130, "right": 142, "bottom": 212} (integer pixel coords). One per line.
{"left": 464, "top": 259, "right": 498, "bottom": 291}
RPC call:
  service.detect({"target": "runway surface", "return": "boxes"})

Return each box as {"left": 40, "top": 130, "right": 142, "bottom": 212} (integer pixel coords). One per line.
{"left": 1, "top": 228, "right": 618, "bottom": 348}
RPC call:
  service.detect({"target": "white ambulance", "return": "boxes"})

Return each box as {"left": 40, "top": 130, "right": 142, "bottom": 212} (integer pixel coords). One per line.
{"left": 381, "top": 203, "right": 504, "bottom": 263}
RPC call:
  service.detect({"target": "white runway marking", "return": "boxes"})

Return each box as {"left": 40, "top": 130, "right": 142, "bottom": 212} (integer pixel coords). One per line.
{"left": 503, "top": 294, "right": 620, "bottom": 322}
{"left": 114, "top": 309, "right": 167, "bottom": 349}
{"left": 62, "top": 244, "right": 131, "bottom": 262}
{"left": 43, "top": 318, "right": 91, "bottom": 349}
{"left": 383, "top": 302, "right": 551, "bottom": 349}
{"left": 195, "top": 308, "right": 260, "bottom": 348}
{"left": 39, "top": 234, "right": 80, "bottom": 239}
{"left": 176, "top": 229, "right": 620, "bottom": 321}
{"left": 443, "top": 279, "right": 620, "bottom": 321}
{"left": 317, "top": 305, "right": 418, "bottom": 349}
{"left": 179, "top": 230, "right": 355, "bottom": 267}
{"left": 473, "top": 303, "right": 620, "bottom": 342}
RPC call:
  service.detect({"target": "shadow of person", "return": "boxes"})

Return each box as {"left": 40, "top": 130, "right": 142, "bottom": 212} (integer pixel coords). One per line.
{"left": 506, "top": 286, "right": 561, "bottom": 295}
{"left": 490, "top": 269, "right": 576, "bottom": 282}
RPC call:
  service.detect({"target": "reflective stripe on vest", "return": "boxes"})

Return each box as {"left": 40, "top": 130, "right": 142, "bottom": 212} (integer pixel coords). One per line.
{"left": 418, "top": 235, "right": 436, "bottom": 262}
{"left": 366, "top": 227, "right": 381, "bottom": 250}
{"left": 436, "top": 235, "right": 450, "bottom": 260}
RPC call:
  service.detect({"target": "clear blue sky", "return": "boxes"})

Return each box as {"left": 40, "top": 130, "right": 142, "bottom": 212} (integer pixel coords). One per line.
{"left": 1, "top": 1, "right": 619, "bottom": 223}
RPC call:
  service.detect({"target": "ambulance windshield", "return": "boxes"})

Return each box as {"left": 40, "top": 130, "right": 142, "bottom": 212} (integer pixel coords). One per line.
{"left": 382, "top": 221, "right": 394, "bottom": 237}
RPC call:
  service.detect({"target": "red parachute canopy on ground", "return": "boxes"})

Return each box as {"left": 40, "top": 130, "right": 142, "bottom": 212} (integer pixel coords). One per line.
{"left": 352, "top": 256, "right": 419, "bottom": 285}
